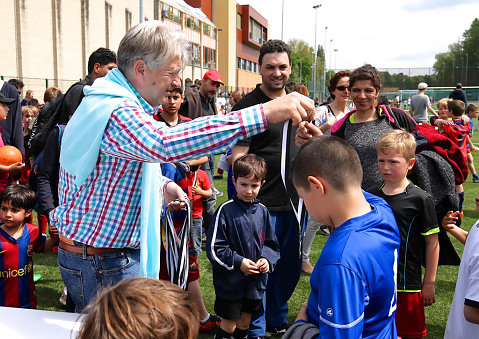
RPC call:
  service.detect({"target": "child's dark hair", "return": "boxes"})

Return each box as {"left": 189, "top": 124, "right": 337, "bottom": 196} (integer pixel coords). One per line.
{"left": 0, "top": 184, "right": 36, "bottom": 211}
{"left": 233, "top": 154, "right": 267, "bottom": 181}
{"left": 466, "top": 103, "right": 478, "bottom": 114}
{"left": 87, "top": 47, "right": 117, "bottom": 74}
{"left": 448, "top": 100, "right": 465, "bottom": 117}
{"left": 169, "top": 86, "right": 183, "bottom": 95}
{"left": 77, "top": 278, "right": 199, "bottom": 339}
{"left": 292, "top": 136, "right": 362, "bottom": 192}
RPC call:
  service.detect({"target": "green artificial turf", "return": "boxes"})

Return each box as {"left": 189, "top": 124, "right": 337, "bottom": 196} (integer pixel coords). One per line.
{"left": 33, "top": 140, "right": 479, "bottom": 337}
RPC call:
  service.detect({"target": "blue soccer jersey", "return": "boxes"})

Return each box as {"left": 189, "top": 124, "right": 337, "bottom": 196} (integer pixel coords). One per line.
{"left": 307, "top": 191, "right": 400, "bottom": 338}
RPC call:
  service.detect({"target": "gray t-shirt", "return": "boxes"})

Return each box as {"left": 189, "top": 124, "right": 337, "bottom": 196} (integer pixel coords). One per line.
{"left": 344, "top": 118, "right": 393, "bottom": 190}
{"left": 410, "top": 94, "right": 431, "bottom": 123}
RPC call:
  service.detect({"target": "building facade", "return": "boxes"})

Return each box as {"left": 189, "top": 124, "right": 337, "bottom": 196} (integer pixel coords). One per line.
{"left": 0, "top": 0, "right": 218, "bottom": 102}
{"left": 187, "top": 0, "right": 268, "bottom": 94}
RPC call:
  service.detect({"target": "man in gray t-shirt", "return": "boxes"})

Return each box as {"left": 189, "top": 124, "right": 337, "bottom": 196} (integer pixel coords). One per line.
{"left": 410, "top": 82, "right": 438, "bottom": 123}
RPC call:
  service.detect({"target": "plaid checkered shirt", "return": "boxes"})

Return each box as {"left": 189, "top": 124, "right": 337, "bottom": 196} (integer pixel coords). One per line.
{"left": 50, "top": 85, "right": 266, "bottom": 248}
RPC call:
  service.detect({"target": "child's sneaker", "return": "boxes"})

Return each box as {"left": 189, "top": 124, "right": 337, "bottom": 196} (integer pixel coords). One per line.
{"left": 265, "top": 323, "right": 289, "bottom": 336}
{"left": 199, "top": 314, "right": 221, "bottom": 332}
{"left": 473, "top": 173, "right": 479, "bottom": 183}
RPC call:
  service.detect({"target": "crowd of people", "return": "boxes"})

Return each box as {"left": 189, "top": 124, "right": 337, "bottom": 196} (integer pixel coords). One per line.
{"left": 0, "top": 19, "right": 479, "bottom": 339}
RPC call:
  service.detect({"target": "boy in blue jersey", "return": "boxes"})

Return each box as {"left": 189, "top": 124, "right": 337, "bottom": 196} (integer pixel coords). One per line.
{"left": 289, "top": 136, "right": 400, "bottom": 338}
{"left": 369, "top": 130, "right": 439, "bottom": 338}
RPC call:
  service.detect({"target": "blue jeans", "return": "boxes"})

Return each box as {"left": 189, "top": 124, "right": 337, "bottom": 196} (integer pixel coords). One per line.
{"left": 191, "top": 216, "right": 203, "bottom": 256}
{"left": 57, "top": 244, "right": 140, "bottom": 312}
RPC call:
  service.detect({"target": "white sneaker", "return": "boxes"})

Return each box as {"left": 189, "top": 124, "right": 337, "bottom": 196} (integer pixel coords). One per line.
{"left": 59, "top": 287, "right": 67, "bottom": 306}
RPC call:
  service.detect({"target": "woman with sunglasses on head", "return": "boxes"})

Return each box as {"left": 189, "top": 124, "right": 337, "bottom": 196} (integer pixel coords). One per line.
{"left": 314, "top": 70, "right": 351, "bottom": 135}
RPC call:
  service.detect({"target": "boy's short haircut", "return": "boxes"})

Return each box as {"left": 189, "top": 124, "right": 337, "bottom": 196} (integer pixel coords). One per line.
{"left": 43, "top": 87, "right": 60, "bottom": 103}
{"left": 87, "top": 47, "right": 117, "bottom": 74}
{"left": 233, "top": 154, "right": 267, "bottom": 181}
{"left": 21, "top": 106, "right": 34, "bottom": 117}
{"left": 78, "top": 278, "right": 199, "bottom": 339}
{"left": 169, "top": 86, "right": 183, "bottom": 95}
{"left": 0, "top": 184, "right": 36, "bottom": 211}
{"left": 292, "top": 136, "right": 362, "bottom": 192}
{"left": 437, "top": 98, "right": 451, "bottom": 109}
{"left": 377, "top": 129, "right": 416, "bottom": 161}
{"left": 448, "top": 100, "right": 466, "bottom": 117}
{"left": 466, "top": 103, "right": 478, "bottom": 114}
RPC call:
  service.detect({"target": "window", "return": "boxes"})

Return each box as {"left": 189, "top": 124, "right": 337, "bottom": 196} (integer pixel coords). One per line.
{"left": 203, "top": 47, "right": 216, "bottom": 69}
{"left": 173, "top": 8, "right": 181, "bottom": 23}
{"left": 162, "top": 4, "right": 172, "bottom": 20}
{"left": 237, "top": 57, "right": 241, "bottom": 69}
{"left": 125, "top": 9, "right": 132, "bottom": 32}
{"left": 237, "top": 13, "right": 242, "bottom": 29}
{"left": 194, "top": 18, "right": 200, "bottom": 32}
{"left": 204, "top": 23, "right": 210, "bottom": 36}
{"left": 185, "top": 14, "right": 192, "bottom": 28}
{"left": 249, "top": 17, "right": 265, "bottom": 45}
{"left": 193, "top": 44, "right": 200, "bottom": 66}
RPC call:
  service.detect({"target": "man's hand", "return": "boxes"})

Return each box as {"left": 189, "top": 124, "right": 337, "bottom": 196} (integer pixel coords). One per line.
{"left": 240, "top": 258, "right": 260, "bottom": 275}
{"left": 422, "top": 281, "right": 436, "bottom": 307}
{"left": 256, "top": 258, "right": 270, "bottom": 273}
{"left": 163, "top": 181, "right": 188, "bottom": 211}
{"left": 262, "top": 92, "right": 314, "bottom": 126}
{"left": 295, "top": 121, "right": 323, "bottom": 146}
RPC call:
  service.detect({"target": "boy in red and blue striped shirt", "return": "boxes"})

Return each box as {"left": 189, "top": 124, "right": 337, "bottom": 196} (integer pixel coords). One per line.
{"left": 0, "top": 184, "right": 58, "bottom": 308}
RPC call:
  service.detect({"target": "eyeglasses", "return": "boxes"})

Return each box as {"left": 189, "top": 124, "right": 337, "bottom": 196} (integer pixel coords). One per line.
{"left": 335, "top": 85, "right": 349, "bottom": 92}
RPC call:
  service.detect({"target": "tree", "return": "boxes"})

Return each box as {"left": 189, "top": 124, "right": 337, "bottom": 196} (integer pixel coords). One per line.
{"left": 433, "top": 18, "right": 479, "bottom": 86}
{"left": 288, "top": 39, "right": 314, "bottom": 84}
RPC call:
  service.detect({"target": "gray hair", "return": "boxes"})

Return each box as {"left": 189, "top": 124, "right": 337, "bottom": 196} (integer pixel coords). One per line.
{"left": 117, "top": 20, "right": 190, "bottom": 77}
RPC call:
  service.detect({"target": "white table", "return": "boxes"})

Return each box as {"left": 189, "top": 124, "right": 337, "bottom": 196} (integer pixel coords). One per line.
{"left": 0, "top": 306, "right": 84, "bottom": 338}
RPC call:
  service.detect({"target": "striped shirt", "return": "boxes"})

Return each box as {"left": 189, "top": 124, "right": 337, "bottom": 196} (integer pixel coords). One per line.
{"left": 50, "top": 84, "right": 267, "bottom": 249}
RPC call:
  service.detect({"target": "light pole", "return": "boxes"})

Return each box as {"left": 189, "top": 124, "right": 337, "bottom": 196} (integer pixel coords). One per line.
{"left": 329, "top": 39, "right": 333, "bottom": 72}
{"left": 323, "top": 26, "right": 328, "bottom": 101}
{"left": 313, "top": 4, "right": 321, "bottom": 99}
{"left": 465, "top": 53, "right": 469, "bottom": 85}
{"left": 281, "top": 0, "right": 285, "bottom": 40}
{"left": 334, "top": 49, "right": 338, "bottom": 70}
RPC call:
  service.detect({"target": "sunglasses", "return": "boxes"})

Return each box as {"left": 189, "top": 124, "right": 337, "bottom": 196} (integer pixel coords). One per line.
{"left": 335, "top": 85, "right": 349, "bottom": 92}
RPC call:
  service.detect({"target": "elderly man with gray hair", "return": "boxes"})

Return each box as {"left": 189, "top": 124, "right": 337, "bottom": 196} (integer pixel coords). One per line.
{"left": 50, "top": 21, "right": 313, "bottom": 312}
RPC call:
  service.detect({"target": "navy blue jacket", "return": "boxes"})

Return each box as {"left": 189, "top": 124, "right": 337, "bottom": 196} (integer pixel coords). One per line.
{"left": 206, "top": 195, "right": 280, "bottom": 300}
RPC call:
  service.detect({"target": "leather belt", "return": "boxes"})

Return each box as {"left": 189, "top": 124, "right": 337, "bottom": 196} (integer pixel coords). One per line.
{"left": 59, "top": 239, "right": 124, "bottom": 255}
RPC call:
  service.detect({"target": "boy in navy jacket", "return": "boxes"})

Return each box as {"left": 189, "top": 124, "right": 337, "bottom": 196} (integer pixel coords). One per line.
{"left": 206, "top": 154, "right": 280, "bottom": 339}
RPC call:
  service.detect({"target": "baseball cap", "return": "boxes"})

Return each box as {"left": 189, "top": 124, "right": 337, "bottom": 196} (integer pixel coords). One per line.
{"left": 418, "top": 82, "right": 428, "bottom": 90}
{"left": 203, "top": 70, "right": 224, "bottom": 86}
{"left": 0, "top": 92, "right": 15, "bottom": 104}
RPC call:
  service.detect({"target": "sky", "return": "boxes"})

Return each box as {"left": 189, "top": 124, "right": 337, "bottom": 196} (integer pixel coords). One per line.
{"left": 237, "top": 0, "right": 479, "bottom": 72}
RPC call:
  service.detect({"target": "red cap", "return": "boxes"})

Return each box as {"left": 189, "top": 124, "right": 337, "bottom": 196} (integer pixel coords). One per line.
{"left": 203, "top": 69, "right": 224, "bottom": 86}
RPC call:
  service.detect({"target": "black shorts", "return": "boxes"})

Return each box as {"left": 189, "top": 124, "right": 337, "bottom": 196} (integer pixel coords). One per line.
{"left": 214, "top": 297, "right": 263, "bottom": 321}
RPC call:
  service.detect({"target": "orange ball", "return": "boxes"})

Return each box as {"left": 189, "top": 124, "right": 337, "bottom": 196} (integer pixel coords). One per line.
{"left": 0, "top": 146, "right": 22, "bottom": 166}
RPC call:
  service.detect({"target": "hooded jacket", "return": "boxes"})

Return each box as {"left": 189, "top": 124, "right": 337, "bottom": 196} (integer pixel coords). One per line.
{"left": 206, "top": 195, "right": 280, "bottom": 300}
